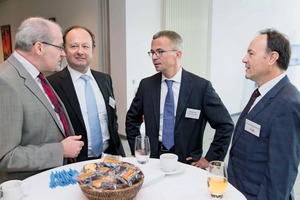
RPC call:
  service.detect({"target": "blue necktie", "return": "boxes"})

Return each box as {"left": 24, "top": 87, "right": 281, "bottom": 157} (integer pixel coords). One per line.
{"left": 81, "top": 75, "right": 103, "bottom": 157}
{"left": 162, "top": 80, "right": 175, "bottom": 150}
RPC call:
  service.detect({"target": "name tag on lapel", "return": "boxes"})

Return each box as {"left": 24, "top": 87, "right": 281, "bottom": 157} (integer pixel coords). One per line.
{"left": 245, "top": 119, "right": 261, "bottom": 137}
{"left": 109, "top": 96, "right": 116, "bottom": 109}
{"left": 185, "top": 108, "right": 201, "bottom": 119}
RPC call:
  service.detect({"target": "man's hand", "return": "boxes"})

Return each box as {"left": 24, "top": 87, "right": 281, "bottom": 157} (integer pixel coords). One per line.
{"left": 61, "top": 135, "right": 84, "bottom": 158}
{"left": 186, "top": 156, "right": 209, "bottom": 169}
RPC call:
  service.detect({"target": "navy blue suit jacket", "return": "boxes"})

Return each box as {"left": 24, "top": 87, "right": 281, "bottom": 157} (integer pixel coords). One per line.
{"left": 47, "top": 67, "right": 125, "bottom": 161}
{"left": 126, "top": 68, "right": 234, "bottom": 163}
{"left": 228, "top": 76, "right": 300, "bottom": 200}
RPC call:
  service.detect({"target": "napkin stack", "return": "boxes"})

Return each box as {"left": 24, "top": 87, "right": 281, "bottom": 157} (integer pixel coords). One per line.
{"left": 49, "top": 169, "right": 79, "bottom": 189}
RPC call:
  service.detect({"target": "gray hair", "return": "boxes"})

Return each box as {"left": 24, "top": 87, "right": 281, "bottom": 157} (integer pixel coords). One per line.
{"left": 152, "top": 30, "right": 183, "bottom": 50}
{"left": 15, "top": 17, "right": 62, "bottom": 52}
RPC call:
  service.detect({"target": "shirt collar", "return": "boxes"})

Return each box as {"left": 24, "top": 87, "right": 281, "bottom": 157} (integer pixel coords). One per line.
{"left": 67, "top": 65, "right": 94, "bottom": 82}
{"left": 13, "top": 51, "right": 40, "bottom": 79}
{"left": 258, "top": 72, "right": 286, "bottom": 97}
{"left": 161, "top": 67, "right": 182, "bottom": 83}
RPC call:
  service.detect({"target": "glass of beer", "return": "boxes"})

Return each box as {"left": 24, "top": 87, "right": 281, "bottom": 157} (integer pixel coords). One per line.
{"left": 207, "top": 161, "right": 228, "bottom": 199}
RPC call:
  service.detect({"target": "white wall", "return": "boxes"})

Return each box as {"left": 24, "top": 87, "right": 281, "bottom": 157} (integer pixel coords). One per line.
{"left": 211, "top": 0, "right": 300, "bottom": 114}
{"left": 109, "top": 0, "right": 162, "bottom": 136}
{"left": 164, "top": 0, "right": 211, "bottom": 79}
{"left": 125, "top": 0, "right": 161, "bottom": 108}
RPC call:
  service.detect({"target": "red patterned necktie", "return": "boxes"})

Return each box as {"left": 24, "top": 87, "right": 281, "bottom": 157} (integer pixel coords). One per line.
{"left": 38, "top": 73, "right": 74, "bottom": 163}
{"left": 240, "top": 88, "right": 261, "bottom": 117}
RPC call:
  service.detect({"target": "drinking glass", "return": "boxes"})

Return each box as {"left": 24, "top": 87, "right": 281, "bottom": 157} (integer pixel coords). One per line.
{"left": 134, "top": 135, "right": 151, "bottom": 164}
{"left": 207, "top": 161, "right": 228, "bottom": 199}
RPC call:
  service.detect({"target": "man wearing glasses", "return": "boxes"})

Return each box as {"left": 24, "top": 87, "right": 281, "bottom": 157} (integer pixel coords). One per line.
{"left": 126, "top": 30, "right": 234, "bottom": 168}
{"left": 0, "top": 17, "right": 84, "bottom": 182}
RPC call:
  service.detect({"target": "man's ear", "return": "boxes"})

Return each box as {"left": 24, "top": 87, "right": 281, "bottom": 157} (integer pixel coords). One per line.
{"left": 32, "top": 42, "right": 43, "bottom": 56}
{"left": 176, "top": 50, "right": 182, "bottom": 59}
{"left": 268, "top": 51, "right": 279, "bottom": 65}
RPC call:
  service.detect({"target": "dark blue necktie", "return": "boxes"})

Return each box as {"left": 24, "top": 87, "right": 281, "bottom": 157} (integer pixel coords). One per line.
{"left": 81, "top": 75, "right": 103, "bottom": 157}
{"left": 162, "top": 80, "right": 175, "bottom": 150}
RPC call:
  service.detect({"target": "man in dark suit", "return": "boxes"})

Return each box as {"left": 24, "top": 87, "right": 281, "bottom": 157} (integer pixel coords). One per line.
{"left": 0, "top": 17, "right": 84, "bottom": 182}
{"left": 47, "top": 26, "right": 125, "bottom": 161}
{"left": 126, "top": 30, "right": 234, "bottom": 168}
{"left": 228, "top": 29, "right": 300, "bottom": 200}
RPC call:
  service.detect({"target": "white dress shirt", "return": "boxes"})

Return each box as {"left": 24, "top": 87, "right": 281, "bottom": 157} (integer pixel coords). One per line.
{"left": 68, "top": 66, "right": 109, "bottom": 157}
{"left": 159, "top": 67, "right": 182, "bottom": 142}
{"left": 251, "top": 72, "right": 286, "bottom": 111}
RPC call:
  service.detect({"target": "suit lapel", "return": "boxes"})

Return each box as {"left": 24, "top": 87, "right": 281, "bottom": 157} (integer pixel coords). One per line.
{"left": 231, "top": 76, "right": 290, "bottom": 146}
{"left": 92, "top": 70, "right": 115, "bottom": 130}
{"left": 9, "top": 56, "right": 65, "bottom": 135}
{"left": 58, "top": 68, "right": 86, "bottom": 130}
{"left": 175, "top": 69, "right": 193, "bottom": 128}
{"left": 92, "top": 71, "right": 110, "bottom": 103}
{"left": 151, "top": 74, "right": 163, "bottom": 130}
{"left": 248, "top": 76, "right": 290, "bottom": 119}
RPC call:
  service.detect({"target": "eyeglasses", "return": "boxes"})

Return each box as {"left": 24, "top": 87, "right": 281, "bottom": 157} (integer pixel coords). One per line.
{"left": 40, "top": 41, "right": 64, "bottom": 51}
{"left": 148, "top": 50, "right": 177, "bottom": 57}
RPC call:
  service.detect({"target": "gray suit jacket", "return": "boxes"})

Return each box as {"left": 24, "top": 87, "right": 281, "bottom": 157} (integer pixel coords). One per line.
{"left": 0, "top": 54, "right": 74, "bottom": 182}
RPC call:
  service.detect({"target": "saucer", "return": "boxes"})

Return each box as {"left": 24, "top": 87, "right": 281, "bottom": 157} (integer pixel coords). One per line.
{"left": 163, "top": 163, "right": 185, "bottom": 176}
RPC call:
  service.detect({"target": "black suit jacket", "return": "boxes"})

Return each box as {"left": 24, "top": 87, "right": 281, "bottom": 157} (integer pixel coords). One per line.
{"left": 126, "top": 68, "right": 234, "bottom": 163}
{"left": 47, "top": 67, "right": 125, "bottom": 161}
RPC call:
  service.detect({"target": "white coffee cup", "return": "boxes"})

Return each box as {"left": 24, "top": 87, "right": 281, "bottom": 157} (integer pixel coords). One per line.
{"left": 160, "top": 153, "right": 178, "bottom": 172}
{"left": 0, "top": 180, "right": 23, "bottom": 200}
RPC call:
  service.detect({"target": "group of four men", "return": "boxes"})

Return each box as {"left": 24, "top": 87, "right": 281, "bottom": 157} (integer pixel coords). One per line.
{"left": 0, "top": 17, "right": 299, "bottom": 200}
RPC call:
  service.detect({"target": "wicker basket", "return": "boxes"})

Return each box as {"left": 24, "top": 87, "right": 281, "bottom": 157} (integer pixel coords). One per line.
{"left": 79, "top": 170, "right": 144, "bottom": 200}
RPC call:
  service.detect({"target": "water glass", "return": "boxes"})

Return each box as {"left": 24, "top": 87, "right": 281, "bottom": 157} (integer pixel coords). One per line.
{"left": 207, "top": 161, "right": 228, "bottom": 199}
{"left": 134, "top": 135, "right": 151, "bottom": 164}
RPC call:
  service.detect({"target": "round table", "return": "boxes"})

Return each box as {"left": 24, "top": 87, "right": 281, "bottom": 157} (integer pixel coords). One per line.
{"left": 22, "top": 157, "right": 246, "bottom": 200}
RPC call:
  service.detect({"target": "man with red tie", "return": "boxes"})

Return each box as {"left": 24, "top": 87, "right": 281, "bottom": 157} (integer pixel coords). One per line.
{"left": 228, "top": 29, "right": 300, "bottom": 200}
{"left": 0, "top": 17, "right": 84, "bottom": 182}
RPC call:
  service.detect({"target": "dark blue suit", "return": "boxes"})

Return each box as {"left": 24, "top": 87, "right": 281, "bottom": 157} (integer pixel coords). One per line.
{"left": 47, "top": 67, "right": 125, "bottom": 161}
{"left": 126, "top": 68, "right": 234, "bottom": 163}
{"left": 228, "top": 76, "right": 300, "bottom": 200}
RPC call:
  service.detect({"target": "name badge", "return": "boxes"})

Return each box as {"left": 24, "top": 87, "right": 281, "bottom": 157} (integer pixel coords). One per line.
{"left": 245, "top": 119, "right": 261, "bottom": 137}
{"left": 185, "top": 108, "right": 201, "bottom": 119}
{"left": 109, "top": 96, "right": 116, "bottom": 109}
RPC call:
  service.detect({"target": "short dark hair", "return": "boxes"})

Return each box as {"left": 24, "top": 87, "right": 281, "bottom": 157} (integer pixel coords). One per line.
{"left": 152, "top": 30, "right": 183, "bottom": 50}
{"left": 63, "top": 25, "right": 96, "bottom": 48}
{"left": 259, "top": 28, "right": 291, "bottom": 70}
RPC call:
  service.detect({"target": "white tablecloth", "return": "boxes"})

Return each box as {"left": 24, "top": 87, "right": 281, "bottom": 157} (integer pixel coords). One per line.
{"left": 22, "top": 157, "right": 246, "bottom": 200}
